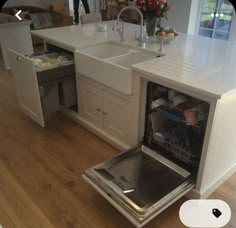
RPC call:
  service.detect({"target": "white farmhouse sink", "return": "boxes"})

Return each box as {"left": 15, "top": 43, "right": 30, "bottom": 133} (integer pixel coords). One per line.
{"left": 107, "top": 51, "right": 157, "bottom": 68}
{"left": 78, "top": 42, "right": 130, "bottom": 59}
{"left": 75, "top": 42, "right": 157, "bottom": 95}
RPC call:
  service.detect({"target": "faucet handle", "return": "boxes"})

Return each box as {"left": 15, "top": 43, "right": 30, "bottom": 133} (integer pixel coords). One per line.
{"left": 135, "top": 30, "right": 139, "bottom": 40}
{"left": 112, "top": 18, "right": 116, "bottom": 31}
{"left": 117, "top": 28, "right": 125, "bottom": 42}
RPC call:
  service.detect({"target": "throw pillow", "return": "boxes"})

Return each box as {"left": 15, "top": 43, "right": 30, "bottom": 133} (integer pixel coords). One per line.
{"left": 29, "top": 13, "right": 53, "bottom": 29}
{"left": 52, "top": 3, "right": 67, "bottom": 17}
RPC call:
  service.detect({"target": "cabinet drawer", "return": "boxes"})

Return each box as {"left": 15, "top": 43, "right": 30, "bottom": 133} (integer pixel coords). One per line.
{"left": 8, "top": 49, "right": 76, "bottom": 127}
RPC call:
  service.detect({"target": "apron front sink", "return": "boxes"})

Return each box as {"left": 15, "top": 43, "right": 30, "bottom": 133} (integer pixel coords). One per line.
{"left": 75, "top": 42, "right": 157, "bottom": 95}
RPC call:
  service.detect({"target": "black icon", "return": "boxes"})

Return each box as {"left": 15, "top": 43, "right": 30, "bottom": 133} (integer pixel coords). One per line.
{"left": 212, "top": 208, "right": 222, "bottom": 218}
{"left": 229, "top": 1, "right": 236, "bottom": 12}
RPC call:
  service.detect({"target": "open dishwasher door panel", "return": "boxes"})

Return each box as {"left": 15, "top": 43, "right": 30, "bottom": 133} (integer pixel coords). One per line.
{"left": 83, "top": 145, "right": 195, "bottom": 227}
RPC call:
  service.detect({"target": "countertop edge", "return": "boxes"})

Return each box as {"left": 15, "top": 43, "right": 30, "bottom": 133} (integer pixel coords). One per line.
{"left": 132, "top": 66, "right": 222, "bottom": 100}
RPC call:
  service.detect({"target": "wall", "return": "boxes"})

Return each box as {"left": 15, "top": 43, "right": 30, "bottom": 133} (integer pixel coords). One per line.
{"left": 161, "top": 0, "right": 201, "bottom": 35}
{"left": 3, "top": 0, "right": 68, "bottom": 8}
{"left": 161, "top": 0, "right": 191, "bottom": 33}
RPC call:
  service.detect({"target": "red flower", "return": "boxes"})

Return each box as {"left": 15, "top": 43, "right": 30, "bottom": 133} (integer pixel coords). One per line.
{"left": 149, "top": 2, "right": 156, "bottom": 10}
{"left": 156, "top": 10, "right": 162, "bottom": 16}
{"left": 136, "top": 0, "right": 142, "bottom": 6}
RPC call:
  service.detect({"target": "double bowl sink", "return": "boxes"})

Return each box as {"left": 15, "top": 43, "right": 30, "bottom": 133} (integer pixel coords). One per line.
{"left": 76, "top": 42, "right": 162, "bottom": 95}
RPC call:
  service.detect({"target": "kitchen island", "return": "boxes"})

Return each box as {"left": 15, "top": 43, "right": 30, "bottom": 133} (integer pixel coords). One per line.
{"left": 10, "top": 21, "right": 236, "bottom": 226}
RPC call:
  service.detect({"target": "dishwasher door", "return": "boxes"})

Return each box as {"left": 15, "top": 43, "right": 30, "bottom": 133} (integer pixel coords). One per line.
{"left": 83, "top": 145, "right": 195, "bottom": 227}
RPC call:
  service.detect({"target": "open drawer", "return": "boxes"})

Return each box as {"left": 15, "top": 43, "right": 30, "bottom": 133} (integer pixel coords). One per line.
{"left": 83, "top": 145, "right": 195, "bottom": 227}
{"left": 8, "top": 49, "right": 76, "bottom": 127}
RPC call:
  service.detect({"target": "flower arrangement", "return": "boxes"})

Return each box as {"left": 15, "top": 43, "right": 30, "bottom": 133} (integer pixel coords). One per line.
{"left": 136, "top": 0, "right": 171, "bottom": 36}
{"left": 135, "top": 0, "right": 171, "bottom": 20}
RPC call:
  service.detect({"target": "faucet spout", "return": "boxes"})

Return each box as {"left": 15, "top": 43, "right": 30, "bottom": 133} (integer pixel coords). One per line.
{"left": 113, "top": 18, "right": 124, "bottom": 42}
{"left": 115, "top": 6, "right": 145, "bottom": 47}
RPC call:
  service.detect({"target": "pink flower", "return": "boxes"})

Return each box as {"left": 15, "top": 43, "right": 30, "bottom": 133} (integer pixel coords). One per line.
{"left": 167, "top": 5, "right": 171, "bottom": 10}
{"left": 156, "top": 10, "right": 162, "bottom": 16}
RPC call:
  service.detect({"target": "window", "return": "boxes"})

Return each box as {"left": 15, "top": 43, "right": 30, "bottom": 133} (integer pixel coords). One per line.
{"left": 199, "top": 0, "right": 234, "bottom": 40}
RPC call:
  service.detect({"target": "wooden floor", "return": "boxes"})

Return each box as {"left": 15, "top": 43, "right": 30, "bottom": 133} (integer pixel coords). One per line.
{"left": 0, "top": 67, "right": 236, "bottom": 228}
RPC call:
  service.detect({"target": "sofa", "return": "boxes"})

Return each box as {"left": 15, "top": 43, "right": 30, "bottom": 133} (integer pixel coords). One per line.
{"left": 1, "top": 6, "right": 73, "bottom": 46}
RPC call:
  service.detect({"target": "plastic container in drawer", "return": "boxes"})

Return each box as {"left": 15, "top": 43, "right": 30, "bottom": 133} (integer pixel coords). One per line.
{"left": 45, "top": 52, "right": 74, "bottom": 66}
{"left": 31, "top": 55, "right": 60, "bottom": 72}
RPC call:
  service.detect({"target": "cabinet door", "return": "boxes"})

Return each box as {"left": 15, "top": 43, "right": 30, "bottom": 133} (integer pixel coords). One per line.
{"left": 78, "top": 80, "right": 103, "bottom": 128}
{"left": 103, "top": 91, "right": 130, "bottom": 143}
{"left": 8, "top": 49, "right": 45, "bottom": 127}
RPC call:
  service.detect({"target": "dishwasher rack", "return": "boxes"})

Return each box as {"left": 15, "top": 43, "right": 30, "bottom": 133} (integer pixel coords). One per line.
{"left": 144, "top": 82, "right": 209, "bottom": 167}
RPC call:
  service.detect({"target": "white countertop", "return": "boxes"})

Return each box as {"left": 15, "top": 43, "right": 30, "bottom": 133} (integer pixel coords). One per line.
{"left": 31, "top": 21, "right": 236, "bottom": 99}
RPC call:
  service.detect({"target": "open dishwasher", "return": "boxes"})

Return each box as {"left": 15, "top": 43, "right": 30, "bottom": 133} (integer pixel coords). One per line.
{"left": 83, "top": 81, "right": 210, "bottom": 227}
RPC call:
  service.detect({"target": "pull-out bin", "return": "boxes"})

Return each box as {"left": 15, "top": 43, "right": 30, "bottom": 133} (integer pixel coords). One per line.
{"left": 39, "top": 82, "right": 60, "bottom": 118}
{"left": 8, "top": 49, "right": 77, "bottom": 127}
{"left": 59, "top": 77, "right": 77, "bottom": 107}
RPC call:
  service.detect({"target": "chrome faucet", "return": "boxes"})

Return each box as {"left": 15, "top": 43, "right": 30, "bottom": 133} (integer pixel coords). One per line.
{"left": 113, "top": 18, "right": 124, "bottom": 42}
{"left": 114, "top": 6, "right": 146, "bottom": 47}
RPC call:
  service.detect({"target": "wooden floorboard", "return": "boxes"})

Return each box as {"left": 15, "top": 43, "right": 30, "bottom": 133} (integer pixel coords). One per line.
{"left": 0, "top": 164, "right": 54, "bottom": 228}
{"left": 0, "top": 65, "right": 236, "bottom": 228}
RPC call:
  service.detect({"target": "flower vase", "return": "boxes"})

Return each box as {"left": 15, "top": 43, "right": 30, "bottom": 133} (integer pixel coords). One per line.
{"left": 145, "top": 15, "right": 158, "bottom": 37}
{"left": 157, "top": 17, "right": 162, "bottom": 31}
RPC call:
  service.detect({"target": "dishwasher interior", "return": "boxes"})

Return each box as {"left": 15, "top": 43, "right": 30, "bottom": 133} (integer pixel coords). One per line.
{"left": 143, "top": 82, "right": 209, "bottom": 173}
{"left": 83, "top": 81, "right": 210, "bottom": 227}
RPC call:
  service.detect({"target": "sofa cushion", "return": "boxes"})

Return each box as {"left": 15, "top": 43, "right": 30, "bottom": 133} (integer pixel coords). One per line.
{"left": 29, "top": 13, "right": 53, "bottom": 29}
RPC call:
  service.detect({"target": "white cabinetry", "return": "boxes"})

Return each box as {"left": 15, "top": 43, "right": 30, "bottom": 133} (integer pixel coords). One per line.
{"left": 103, "top": 91, "right": 130, "bottom": 143}
{"left": 8, "top": 49, "right": 45, "bottom": 126}
{"left": 79, "top": 80, "right": 103, "bottom": 128}
{"left": 78, "top": 78, "right": 137, "bottom": 148}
